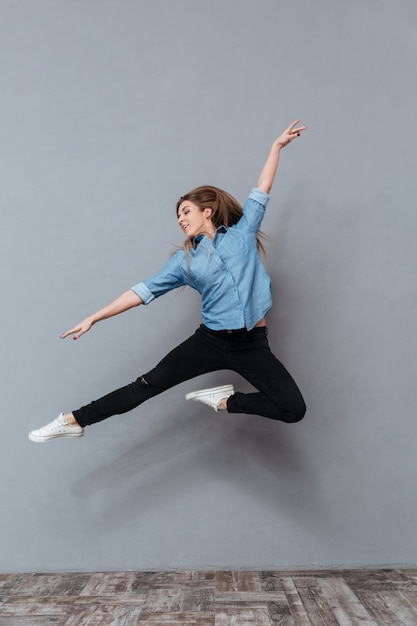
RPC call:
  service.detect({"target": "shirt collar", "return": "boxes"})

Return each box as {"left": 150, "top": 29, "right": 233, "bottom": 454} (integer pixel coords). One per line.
{"left": 192, "top": 225, "right": 227, "bottom": 248}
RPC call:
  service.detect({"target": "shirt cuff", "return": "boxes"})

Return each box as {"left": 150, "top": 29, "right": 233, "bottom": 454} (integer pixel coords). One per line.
{"left": 130, "top": 282, "right": 154, "bottom": 305}
{"left": 249, "top": 187, "right": 270, "bottom": 206}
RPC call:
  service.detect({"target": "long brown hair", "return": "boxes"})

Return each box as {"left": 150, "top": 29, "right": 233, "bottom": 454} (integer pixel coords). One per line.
{"left": 176, "top": 185, "right": 266, "bottom": 256}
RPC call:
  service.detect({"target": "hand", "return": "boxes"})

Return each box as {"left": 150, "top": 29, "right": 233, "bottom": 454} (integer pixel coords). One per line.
{"left": 276, "top": 119, "right": 307, "bottom": 148}
{"left": 60, "top": 318, "right": 94, "bottom": 341}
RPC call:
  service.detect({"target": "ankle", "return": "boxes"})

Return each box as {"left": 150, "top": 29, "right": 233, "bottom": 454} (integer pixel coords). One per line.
{"left": 218, "top": 398, "right": 228, "bottom": 411}
{"left": 65, "top": 412, "right": 79, "bottom": 426}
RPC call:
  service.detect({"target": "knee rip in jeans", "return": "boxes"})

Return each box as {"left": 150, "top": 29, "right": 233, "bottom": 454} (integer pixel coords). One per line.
{"left": 139, "top": 375, "right": 163, "bottom": 395}
{"left": 140, "top": 375, "right": 160, "bottom": 389}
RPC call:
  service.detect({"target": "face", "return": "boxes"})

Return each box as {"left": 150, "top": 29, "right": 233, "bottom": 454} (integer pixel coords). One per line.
{"left": 177, "top": 200, "right": 214, "bottom": 239}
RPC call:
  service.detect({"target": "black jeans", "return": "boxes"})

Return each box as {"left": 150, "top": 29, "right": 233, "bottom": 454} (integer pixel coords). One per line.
{"left": 73, "top": 324, "right": 306, "bottom": 427}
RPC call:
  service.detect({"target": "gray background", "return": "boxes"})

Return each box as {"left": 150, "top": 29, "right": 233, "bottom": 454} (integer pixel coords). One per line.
{"left": 1, "top": 0, "right": 416, "bottom": 572}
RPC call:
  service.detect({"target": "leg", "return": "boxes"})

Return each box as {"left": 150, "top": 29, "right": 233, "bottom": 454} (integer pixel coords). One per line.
{"left": 226, "top": 328, "right": 306, "bottom": 423}
{"left": 73, "top": 326, "right": 227, "bottom": 427}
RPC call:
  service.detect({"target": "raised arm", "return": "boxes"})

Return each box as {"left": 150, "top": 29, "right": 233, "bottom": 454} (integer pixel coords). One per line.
{"left": 257, "top": 120, "right": 307, "bottom": 195}
{"left": 60, "top": 290, "right": 143, "bottom": 340}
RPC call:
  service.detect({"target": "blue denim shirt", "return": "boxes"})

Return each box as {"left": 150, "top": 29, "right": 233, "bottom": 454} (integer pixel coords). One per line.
{"left": 131, "top": 187, "right": 272, "bottom": 331}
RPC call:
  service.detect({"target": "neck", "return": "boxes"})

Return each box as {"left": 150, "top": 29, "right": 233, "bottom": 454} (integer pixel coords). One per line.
{"left": 197, "top": 225, "right": 216, "bottom": 240}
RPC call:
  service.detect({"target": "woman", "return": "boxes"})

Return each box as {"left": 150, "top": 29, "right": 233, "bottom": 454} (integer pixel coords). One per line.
{"left": 29, "top": 120, "right": 307, "bottom": 443}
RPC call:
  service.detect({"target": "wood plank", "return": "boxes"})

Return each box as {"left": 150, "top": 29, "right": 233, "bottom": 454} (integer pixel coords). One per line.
{"left": 354, "top": 591, "right": 406, "bottom": 626}
{"left": 78, "top": 572, "right": 136, "bottom": 595}
{"left": 232, "top": 572, "right": 262, "bottom": 592}
{"left": 180, "top": 587, "right": 215, "bottom": 611}
{"left": 259, "top": 572, "right": 286, "bottom": 593}
{"left": 401, "top": 569, "right": 417, "bottom": 582}
{"left": 402, "top": 588, "right": 417, "bottom": 609}
{"left": 131, "top": 570, "right": 215, "bottom": 592}
{"left": 136, "top": 611, "right": 214, "bottom": 624}
{"left": 50, "top": 573, "right": 92, "bottom": 596}
{"left": 343, "top": 568, "right": 416, "bottom": 591}
{"left": 214, "top": 606, "right": 272, "bottom": 625}
{"left": 281, "top": 578, "right": 312, "bottom": 626}
{"left": 216, "top": 571, "right": 235, "bottom": 592}
{"left": 1, "top": 594, "right": 147, "bottom": 614}
{"left": 214, "top": 609, "right": 229, "bottom": 626}
{"left": 0, "top": 574, "right": 29, "bottom": 598}
{"left": 317, "top": 577, "right": 378, "bottom": 626}
{"left": 267, "top": 600, "right": 295, "bottom": 626}
{"left": 141, "top": 588, "right": 182, "bottom": 611}
{"left": 0, "top": 596, "right": 67, "bottom": 617}
{"left": 287, "top": 577, "right": 337, "bottom": 625}
{"left": 216, "top": 592, "right": 287, "bottom": 604}
{"left": 0, "top": 615, "right": 61, "bottom": 626}
{"left": 375, "top": 590, "right": 417, "bottom": 624}
{"left": 62, "top": 605, "right": 143, "bottom": 626}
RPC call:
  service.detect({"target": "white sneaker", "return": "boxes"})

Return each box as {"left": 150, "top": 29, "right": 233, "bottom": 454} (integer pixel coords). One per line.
{"left": 28, "top": 413, "right": 84, "bottom": 443}
{"left": 185, "top": 384, "right": 234, "bottom": 412}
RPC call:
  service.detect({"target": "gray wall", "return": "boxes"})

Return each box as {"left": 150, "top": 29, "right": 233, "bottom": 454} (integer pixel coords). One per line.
{"left": 1, "top": 0, "right": 416, "bottom": 572}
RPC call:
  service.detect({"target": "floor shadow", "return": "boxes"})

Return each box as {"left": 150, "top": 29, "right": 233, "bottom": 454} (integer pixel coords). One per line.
{"left": 70, "top": 408, "right": 322, "bottom": 532}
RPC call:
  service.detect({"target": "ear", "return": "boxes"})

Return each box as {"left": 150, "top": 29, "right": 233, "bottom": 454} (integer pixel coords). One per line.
{"left": 204, "top": 207, "right": 213, "bottom": 218}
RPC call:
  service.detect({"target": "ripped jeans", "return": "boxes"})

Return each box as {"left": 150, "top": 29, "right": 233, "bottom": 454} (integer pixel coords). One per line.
{"left": 72, "top": 324, "right": 306, "bottom": 427}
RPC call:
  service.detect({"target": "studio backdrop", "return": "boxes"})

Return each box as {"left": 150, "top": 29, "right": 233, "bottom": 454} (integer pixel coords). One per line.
{"left": 1, "top": 0, "right": 416, "bottom": 572}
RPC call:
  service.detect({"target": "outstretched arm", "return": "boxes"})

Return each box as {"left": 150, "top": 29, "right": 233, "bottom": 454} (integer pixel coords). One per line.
{"left": 60, "top": 290, "right": 143, "bottom": 340}
{"left": 257, "top": 120, "right": 307, "bottom": 195}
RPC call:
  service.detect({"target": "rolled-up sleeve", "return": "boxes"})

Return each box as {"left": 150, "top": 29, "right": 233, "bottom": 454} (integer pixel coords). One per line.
{"left": 236, "top": 187, "right": 270, "bottom": 233}
{"left": 249, "top": 187, "right": 270, "bottom": 206}
{"left": 131, "top": 281, "right": 154, "bottom": 304}
{"left": 130, "top": 251, "right": 186, "bottom": 304}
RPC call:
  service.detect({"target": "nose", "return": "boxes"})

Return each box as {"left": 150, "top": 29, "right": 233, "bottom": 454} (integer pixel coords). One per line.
{"left": 178, "top": 212, "right": 186, "bottom": 225}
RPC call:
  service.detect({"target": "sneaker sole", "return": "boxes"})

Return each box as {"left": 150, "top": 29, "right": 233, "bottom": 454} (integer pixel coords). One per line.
{"left": 185, "top": 384, "right": 234, "bottom": 401}
{"left": 28, "top": 431, "right": 84, "bottom": 443}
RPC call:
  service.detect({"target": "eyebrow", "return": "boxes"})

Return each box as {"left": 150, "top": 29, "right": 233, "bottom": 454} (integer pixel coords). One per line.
{"left": 177, "top": 204, "right": 192, "bottom": 214}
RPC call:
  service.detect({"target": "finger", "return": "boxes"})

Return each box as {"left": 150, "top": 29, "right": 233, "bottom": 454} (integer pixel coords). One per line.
{"left": 60, "top": 327, "right": 79, "bottom": 339}
{"left": 294, "top": 125, "right": 307, "bottom": 132}
{"left": 289, "top": 123, "right": 307, "bottom": 133}
{"left": 290, "top": 125, "right": 307, "bottom": 139}
{"left": 288, "top": 119, "right": 301, "bottom": 132}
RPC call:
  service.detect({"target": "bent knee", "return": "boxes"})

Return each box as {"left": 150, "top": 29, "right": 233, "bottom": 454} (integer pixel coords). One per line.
{"left": 284, "top": 399, "right": 306, "bottom": 423}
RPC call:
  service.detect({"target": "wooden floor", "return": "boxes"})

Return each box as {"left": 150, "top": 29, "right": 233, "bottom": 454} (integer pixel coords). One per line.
{"left": 1, "top": 570, "right": 417, "bottom": 625}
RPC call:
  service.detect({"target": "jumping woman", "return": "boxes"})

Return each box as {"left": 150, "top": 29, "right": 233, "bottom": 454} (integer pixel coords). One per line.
{"left": 29, "top": 120, "right": 307, "bottom": 443}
